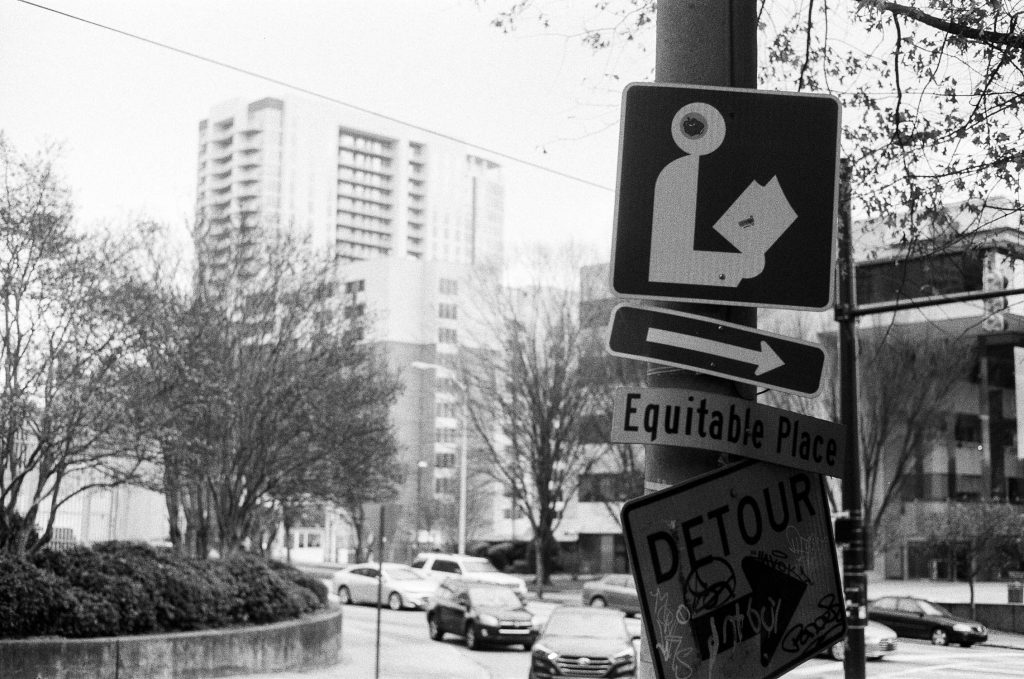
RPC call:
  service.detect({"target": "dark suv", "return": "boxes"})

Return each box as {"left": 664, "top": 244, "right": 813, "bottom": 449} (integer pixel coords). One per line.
{"left": 426, "top": 578, "right": 536, "bottom": 650}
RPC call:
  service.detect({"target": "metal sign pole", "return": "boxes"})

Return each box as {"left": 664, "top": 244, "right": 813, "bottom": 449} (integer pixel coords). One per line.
{"left": 375, "top": 503, "right": 385, "bottom": 679}
{"left": 637, "top": 3, "right": 759, "bottom": 678}
{"left": 836, "top": 160, "right": 867, "bottom": 679}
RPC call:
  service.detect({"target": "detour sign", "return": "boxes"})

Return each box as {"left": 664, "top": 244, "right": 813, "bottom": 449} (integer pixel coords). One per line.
{"left": 621, "top": 459, "right": 844, "bottom": 679}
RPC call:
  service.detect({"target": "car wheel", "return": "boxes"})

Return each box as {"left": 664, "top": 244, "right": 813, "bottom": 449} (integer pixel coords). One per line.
{"left": 337, "top": 586, "right": 352, "bottom": 605}
{"left": 589, "top": 596, "right": 607, "bottom": 608}
{"left": 828, "top": 640, "right": 846, "bottom": 661}
{"left": 465, "top": 622, "right": 481, "bottom": 650}
{"left": 931, "top": 628, "right": 949, "bottom": 646}
{"left": 960, "top": 642, "right": 973, "bottom": 648}
{"left": 388, "top": 592, "right": 404, "bottom": 611}
{"left": 428, "top": 614, "right": 444, "bottom": 641}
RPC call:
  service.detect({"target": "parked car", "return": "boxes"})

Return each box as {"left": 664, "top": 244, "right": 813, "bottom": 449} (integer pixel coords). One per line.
{"left": 822, "top": 620, "right": 898, "bottom": 661}
{"left": 530, "top": 605, "right": 639, "bottom": 679}
{"left": 412, "top": 552, "right": 528, "bottom": 596}
{"left": 582, "top": 573, "right": 641, "bottom": 616}
{"left": 331, "top": 562, "right": 438, "bottom": 610}
{"left": 426, "top": 578, "right": 536, "bottom": 650}
{"left": 868, "top": 596, "right": 988, "bottom": 647}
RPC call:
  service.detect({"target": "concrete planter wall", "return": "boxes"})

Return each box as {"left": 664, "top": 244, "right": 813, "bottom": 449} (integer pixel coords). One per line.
{"left": 0, "top": 608, "right": 342, "bottom": 679}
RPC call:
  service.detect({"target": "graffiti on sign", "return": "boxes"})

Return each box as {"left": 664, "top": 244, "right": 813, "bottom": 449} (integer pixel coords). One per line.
{"left": 622, "top": 459, "right": 844, "bottom": 679}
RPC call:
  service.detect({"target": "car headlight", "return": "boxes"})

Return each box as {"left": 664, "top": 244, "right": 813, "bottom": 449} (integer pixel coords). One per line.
{"left": 614, "top": 647, "right": 636, "bottom": 665}
{"left": 533, "top": 643, "right": 558, "bottom": 662}
{"left": 478, "top": 614, "right": 499, "bottom": 627}
{"left": 952, "top": 623, "right": 972, "bottom": 633}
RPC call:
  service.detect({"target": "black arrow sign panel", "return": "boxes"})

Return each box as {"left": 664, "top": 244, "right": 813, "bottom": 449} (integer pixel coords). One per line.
{"left": 606, "top": 304, "right": 825, "bottom": 397}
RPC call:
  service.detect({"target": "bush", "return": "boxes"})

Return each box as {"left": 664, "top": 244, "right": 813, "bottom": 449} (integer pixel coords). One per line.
{"left": 269, "top": 560, "right": 329, "bottom": 607}
{"left": 0, "top": 542, "right": 328, "bottom": 640}
{"left": 0, "top": 554, "right": 78, "bottom": 638}
{"left": 33, "top": 548, "right": 157, "bottom": 634}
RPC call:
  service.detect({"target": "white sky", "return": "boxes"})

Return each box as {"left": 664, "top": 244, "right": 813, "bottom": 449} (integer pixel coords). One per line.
{"left": 1, "top": 0, "right": 648, "bottom": 257}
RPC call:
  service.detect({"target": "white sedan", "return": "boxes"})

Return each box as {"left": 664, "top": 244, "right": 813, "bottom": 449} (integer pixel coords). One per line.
{"left": 824, "top": 620, "right": 898, "bottom": 661}
{"left": 331, "top": 562, "right": 438, "bottom": 610}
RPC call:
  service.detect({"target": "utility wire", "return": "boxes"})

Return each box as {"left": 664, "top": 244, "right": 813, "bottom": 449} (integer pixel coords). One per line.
{"left": 15, "top": 0, "right": 614, "bottom": 192}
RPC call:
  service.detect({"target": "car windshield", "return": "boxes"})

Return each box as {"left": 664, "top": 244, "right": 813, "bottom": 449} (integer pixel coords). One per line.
{"left": 385, "top": 566, "right": 425, "bottom": 581}
{"left": 469, "top": 587, "right": 521, "bottom": 608}
{"left": 544, "top": 611, "right": 624, "bottom": 639}
{"left": 462, "top": 561, "right": 500, "bottom": 573}
{"left": 919, "top": 600, "right": 952, "bottom": 617}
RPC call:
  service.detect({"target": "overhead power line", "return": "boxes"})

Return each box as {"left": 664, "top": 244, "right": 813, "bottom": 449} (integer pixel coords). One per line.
{"left": 15, "top": 0, "right": 614, "bottom": 192}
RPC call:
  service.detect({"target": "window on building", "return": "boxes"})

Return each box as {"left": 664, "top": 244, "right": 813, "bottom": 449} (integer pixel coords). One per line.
{"left": 955, "top": 414, "right": 981, "bottom": 443}
{"left": 435, "top": 452, "right": 456, "bottom": 468}
{"left": 502, "top": 506, "right": 526, "bottom": 520}
{"left": 438, "top": 303, "right": 458, "bottom": 320}
{"left": 439, "top": 278, "right": 458, "bottom": 295}
{"left": 855, "top": 252, "right": 984, "bottom": 306}
{"left": 438, "top": 328, "right": 458, "bottom": 344}
{"left": 435, "top": 477, "right": 457, "bottom": 495}
{"left": 578, "top": 472, "right": 644, "bottom": 503}
{"left": 344, "top": 279, "right": 365, "bottom": 294}
{"left": 435, "top": 428, "right": 458, "bottom": 444}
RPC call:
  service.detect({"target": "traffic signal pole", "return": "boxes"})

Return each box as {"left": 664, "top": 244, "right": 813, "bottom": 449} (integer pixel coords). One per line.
{"left": 836, "top": 161, "right": 868, "bottom": 678}
{"left": 638, "top": 3, "right": 758, "bottom": 678}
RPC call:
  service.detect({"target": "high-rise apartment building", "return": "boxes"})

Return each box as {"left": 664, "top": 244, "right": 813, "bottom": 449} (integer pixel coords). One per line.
{"left": 195, "top": 95, "right": 505, "bottom": 562}
{"left": 196, "top": 96, "right": 503, "bottom": 275}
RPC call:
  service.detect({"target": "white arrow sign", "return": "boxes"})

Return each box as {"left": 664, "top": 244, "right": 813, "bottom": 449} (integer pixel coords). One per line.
{"left": 646, "top": 327, "right": 785, "bottom": 375}
{"left": 648, "top": 102, "right": 797, "bottom": 288}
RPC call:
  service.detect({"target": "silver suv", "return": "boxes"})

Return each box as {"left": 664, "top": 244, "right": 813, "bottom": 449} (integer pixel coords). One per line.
{"left": 412, "top": 552, "right": 528, "bottom": 596}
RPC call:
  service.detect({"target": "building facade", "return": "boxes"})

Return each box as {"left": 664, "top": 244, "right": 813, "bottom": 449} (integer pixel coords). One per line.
{"left": 851, "top": 214, "right": 1024, "bottom": 580}
{"left": 195, "top": 96, "right": 505, "bottom": 563}
{"left": 196, "top": 96, "right": 503, "bottom": 272}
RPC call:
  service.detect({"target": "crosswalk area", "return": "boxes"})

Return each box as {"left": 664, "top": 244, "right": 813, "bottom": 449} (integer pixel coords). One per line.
{"left": 782, "top": 646, "right": 1024, "bottom": 678}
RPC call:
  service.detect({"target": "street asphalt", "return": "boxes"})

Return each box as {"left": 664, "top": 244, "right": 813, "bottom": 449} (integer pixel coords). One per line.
{"left": 227, "top": 575, "right": 1024, "bottom": 678}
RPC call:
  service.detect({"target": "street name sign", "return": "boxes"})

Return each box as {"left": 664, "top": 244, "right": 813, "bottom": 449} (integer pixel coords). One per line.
{"left": 610, "top": 82, "right": 841, "bottom": 310}
{"left": 606, "top": 304, "right": 826, "bottom": 397}
{"left": 621, "top": 459, "right": 845, "bottom": 679}
{"left": 611, "top": 388, "right": 845, "bottom": 477}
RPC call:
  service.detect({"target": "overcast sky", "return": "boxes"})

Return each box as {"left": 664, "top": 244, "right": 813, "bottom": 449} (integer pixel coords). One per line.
{"left": 1, "top": 0, "right": 647, "bottom": 256}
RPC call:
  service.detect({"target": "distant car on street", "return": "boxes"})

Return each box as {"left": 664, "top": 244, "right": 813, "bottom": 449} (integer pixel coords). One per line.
{"left": 426, "top": 578, "right": 536, "bottom": 650}
{"left": 412, "top": 552, "right": 528, "bottom": 596}
{"left": 331, "top": 562, "right": 438, "bottom": 610}
{"left": 582, "top": 573, "right": 641, "bottom": 616}
{"left": 529, "top": 605, "right": 639, "bottom": 679}
{"left": 821, "top": 620, "right": 898, "bottom": 661}
{"left": 869, "top": 596, "right": 988, "bottom": 647}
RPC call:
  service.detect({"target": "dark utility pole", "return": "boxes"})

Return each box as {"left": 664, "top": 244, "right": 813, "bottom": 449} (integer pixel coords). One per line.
{"left": 836, "top": 159, "right": 867, "bottom": 678}
{"left": 640, "top": 2, "right": 758, "bottom": 678}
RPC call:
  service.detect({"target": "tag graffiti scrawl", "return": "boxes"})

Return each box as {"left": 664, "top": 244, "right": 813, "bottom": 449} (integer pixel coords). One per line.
{"left": 622, "top": 460, "right": 844, "bottom": 679}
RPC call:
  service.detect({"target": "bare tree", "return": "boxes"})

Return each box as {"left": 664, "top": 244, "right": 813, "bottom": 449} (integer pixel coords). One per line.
{"left": 491, "top": 0, "right": 1024, "bottom": 248}
{"left": 0, "top": 136, "right": 156, "bottom": 554}
{"left": 461, "top": 245, "right": 606, "bottom": 590}
{"left": 856, "top": 326, "right": 975, "bottom": 543}
{"left": 134, "top": 229, "right": 402, "bottom": 556}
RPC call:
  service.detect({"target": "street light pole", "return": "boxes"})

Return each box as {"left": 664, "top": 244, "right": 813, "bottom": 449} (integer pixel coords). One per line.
{"left": 411, "top": 361, "right": 468, "bottom": 555}
{"left": 457, "top": 387, "right": 468, "bottom": 555}
{"left": 416, "top": 459, "right": 428, "bottom": 545}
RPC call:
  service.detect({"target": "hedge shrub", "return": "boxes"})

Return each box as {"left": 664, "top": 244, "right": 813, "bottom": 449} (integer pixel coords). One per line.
{"left": 0, "top": 542, "right": 327, "bottom": 639}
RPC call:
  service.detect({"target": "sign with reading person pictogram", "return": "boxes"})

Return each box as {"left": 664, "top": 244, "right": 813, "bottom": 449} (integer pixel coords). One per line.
{"left": 610, "top": 83, "right": 841, "bottom": 310}
{"left": 621, "top": 459, "right": 845, "bottom": 679}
